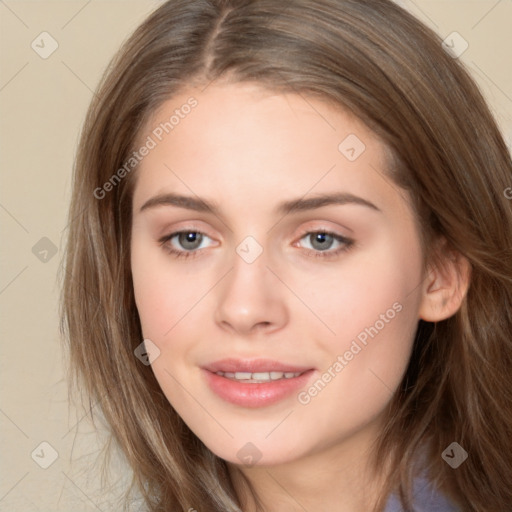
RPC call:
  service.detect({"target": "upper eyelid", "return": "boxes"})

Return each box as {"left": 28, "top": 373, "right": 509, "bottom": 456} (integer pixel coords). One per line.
{"left": 296, "top": 227, "right": 349, "bottom": 237}
{"left": 294, "top": 226, "right": 351, "bottom": 244}
{"left": 158, "top": 225, "right": 211, "bottom": 240}
{"left": 158, "top": 214, "right": 352, "bottom": 237}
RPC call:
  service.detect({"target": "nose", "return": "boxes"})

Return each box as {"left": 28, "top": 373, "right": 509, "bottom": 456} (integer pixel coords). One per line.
{"left": 214, "top": 246, "right": 289, "bottom": 336}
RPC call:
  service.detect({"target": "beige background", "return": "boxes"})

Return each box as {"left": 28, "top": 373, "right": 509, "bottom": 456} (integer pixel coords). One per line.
{"left": 1, "top": 1, "right": 511, "bottom": 510}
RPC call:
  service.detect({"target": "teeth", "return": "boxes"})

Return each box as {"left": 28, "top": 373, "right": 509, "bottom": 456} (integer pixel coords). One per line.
{"left": 215, "top": 370, "right": 302, "bottom": 381}
{"left": 234, "top": 372, "right": 252, "bottom": 380}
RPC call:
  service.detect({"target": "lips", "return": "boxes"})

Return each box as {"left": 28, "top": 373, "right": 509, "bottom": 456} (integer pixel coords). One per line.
{"left": 201, "top": 358, "right": 315, "bottom": 408}
{"left": 215, "top": 370, "right": 302, "bottom": 382}
{"left": 202, "top": 358, "right": 313, "bottom": 374}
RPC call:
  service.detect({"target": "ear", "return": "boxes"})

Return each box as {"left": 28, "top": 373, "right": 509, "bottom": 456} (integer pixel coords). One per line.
{"left": 418, "top": 237, "right": 472, "bottom": 322}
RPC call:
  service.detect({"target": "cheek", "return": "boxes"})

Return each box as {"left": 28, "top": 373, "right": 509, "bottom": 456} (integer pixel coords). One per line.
{"left": 309, "top": 231, "right": 423, "bottom": 395}
{"left": 131, "top": 235, "right": 186, "bottom": 339}
{"left": 312, "top": 235, "right": 422, "bottom": 339}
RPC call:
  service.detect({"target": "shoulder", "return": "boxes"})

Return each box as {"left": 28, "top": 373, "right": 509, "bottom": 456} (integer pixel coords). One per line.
{"left": 383, "top": 476, "right": 460, "bottom": 512}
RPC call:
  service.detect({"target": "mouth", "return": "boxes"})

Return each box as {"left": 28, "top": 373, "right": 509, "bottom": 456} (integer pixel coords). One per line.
{"left": 213, "top": 370, "right": 305, "bottom": 383}
{"left": 202, "top": 357, "right": 313, "bottom": 374}
{"left": 201, "top": 358, "right": 315, "bottom": 408}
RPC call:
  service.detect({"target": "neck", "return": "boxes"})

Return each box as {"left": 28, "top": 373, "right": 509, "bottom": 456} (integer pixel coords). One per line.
{"left": 228, "top": 421, "right": 393, "bottom": 512}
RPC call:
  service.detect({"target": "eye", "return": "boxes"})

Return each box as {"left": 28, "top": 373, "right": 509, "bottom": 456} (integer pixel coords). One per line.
{"left": 159, "top": 229, "right": 354, "bottom": 261}
{"left": 297, "top": 230, "right": 354, "bottom": 259}
{"left": 159, "top": 230, "right": 214, "bottom": 259}
{"left": 172, "top": 231, "right": 206, "bottom": 251}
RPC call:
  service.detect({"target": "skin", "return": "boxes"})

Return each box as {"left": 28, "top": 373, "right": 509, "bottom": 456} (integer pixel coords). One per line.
{"left": 130, "top": 81, "right": 470, "bottom": 512}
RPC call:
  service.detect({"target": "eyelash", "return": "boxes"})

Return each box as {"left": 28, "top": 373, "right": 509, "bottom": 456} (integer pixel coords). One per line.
{"left": 295, "top": 229, "right": 355, "bottom": 259}
{"left": 158, "top": 229, "right": 355, "bottom": 261}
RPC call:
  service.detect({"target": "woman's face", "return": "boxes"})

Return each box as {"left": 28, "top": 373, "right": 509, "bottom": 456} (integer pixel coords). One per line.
{"left": 130, "top": 82, "right": 427, "bottom": 467}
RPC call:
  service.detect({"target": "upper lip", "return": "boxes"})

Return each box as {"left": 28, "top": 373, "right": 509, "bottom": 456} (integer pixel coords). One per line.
{"left": 202, "top": 358, "right": 314, "bottom": 373}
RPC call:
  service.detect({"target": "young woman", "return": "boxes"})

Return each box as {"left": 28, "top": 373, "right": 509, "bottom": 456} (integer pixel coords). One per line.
{"left": 60, "top": 1, "right": 512, "bottom": 510}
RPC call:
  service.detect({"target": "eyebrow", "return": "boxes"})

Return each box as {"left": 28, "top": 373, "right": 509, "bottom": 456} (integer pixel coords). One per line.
{"left": 138, "top": 192, "right": 381, "bottom": 215}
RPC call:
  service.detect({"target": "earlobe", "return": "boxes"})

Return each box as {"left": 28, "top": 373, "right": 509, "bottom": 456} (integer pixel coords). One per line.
{"left": 418, "top": 242, "right": 472, "bottom": 322}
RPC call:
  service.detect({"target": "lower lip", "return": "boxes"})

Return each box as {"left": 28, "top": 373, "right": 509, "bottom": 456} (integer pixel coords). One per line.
{"left": 202, "top": 369, "right": 315, "bottom": 408}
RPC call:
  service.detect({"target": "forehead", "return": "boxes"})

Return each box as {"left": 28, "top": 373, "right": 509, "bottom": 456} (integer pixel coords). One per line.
{"left": 143, "top": 81, "right": 378, "bottom": 155}
{"left": 131, "top": 82, "right": 405, "bottom": 219}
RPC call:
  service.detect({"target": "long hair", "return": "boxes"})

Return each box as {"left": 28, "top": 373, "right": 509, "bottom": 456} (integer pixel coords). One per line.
{"left": 59, "top": 1, "right": 512, "bottom": 510}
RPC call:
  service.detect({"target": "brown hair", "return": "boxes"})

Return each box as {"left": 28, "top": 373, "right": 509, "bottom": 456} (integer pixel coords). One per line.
{"left": 59, "top": 0, "right": 512, "bottom": 510}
